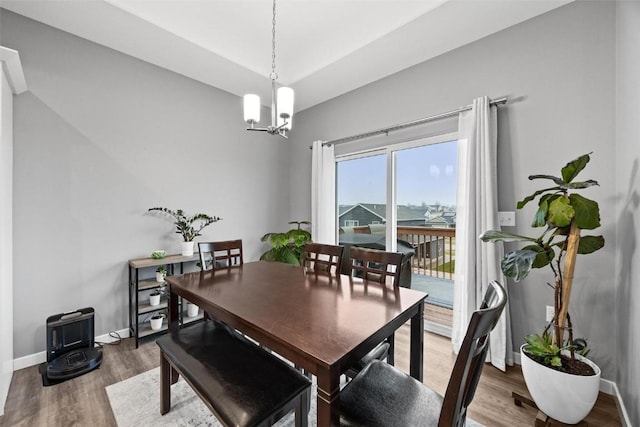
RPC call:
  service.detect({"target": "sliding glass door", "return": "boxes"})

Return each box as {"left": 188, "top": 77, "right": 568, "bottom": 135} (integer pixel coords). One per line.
{"left": 335, "top": 133, "right": 458, "bottom": 333}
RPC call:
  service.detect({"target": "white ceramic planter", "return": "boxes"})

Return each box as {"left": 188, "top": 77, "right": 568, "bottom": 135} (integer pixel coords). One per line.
{"left": 520, "top": 344, "right": 600, "bottom": 424}
{"left": 155, "top": 272, "right": 165, "bottom": 282}
{"left": 150, "top": 316, "right": 163, "bottom": 331}
{"left": 181, "top": 241, "right": 195, "bottom": 256}
{"left": 149, "top": 293, "right": 160, "bottom": 306}
{"left": 187, "top": 303, "right": 199, "bottom": 318}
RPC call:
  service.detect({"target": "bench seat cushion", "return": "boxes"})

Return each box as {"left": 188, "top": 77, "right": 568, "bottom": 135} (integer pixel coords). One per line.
{"left": 156, "top": 322, "right": 310, "bottom": 427}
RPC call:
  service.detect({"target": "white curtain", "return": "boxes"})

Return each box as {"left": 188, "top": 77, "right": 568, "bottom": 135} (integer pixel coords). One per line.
{"left": 452, "top": 96, "right": 513, "bottom": 371}
{"left": 311, "top": 140, "right": 336, "bottom": 244}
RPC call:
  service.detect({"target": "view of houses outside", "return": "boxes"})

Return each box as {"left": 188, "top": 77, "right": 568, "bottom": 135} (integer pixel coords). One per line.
{"left": 336, "top": 141, "right": 458, "bottom": 310}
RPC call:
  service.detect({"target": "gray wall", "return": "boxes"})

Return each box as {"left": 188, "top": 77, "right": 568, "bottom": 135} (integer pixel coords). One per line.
{"left": 289, "top": 1, "right": 619, "bottom": 380}
{"left": 1, "top": 10, "right": 292, "bottom": 358}
{"left": 615, "top": 1, "right": 640, "bottom": 423}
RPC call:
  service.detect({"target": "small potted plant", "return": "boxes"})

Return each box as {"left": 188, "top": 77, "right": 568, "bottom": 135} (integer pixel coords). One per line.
{"left": 149, "top": 289, "right": 161, "bottom": 306}
{"left": 149, "top": 312, "right": 165, "bottom": 331}
{"left": 260, "top": 221, "right": 312, "bottom": 265}
{"left": 480, "top": 153, "right": 605, "bottom": 423}
{"left": 155, "top": 266, "right": 167, "bottom": 282}
{"left": 148, "top": 207, "right": 222, "bottom": 256}
{"left": 186, "top": 302, "right": 199, "bottom": 318}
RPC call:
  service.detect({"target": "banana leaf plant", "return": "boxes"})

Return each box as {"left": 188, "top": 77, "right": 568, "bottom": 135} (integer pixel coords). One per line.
{"left": 260, "top": 221, "right": 312, "bottom": 265}
{"left": 479, "top": 153, "right": 605, "bottom": 366}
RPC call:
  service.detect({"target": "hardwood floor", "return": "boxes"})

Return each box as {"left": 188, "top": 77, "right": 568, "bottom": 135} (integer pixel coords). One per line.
{"left": 1, "top": 326, "right": 621, "bottom": 426}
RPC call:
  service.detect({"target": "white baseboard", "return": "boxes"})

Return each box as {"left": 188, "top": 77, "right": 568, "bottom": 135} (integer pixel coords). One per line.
{"left": 612, "top": 381, "right": 633, "bottom": 427}
{"left": 12, "top": 328, "right": 130, "bottom": 372}
{"left": 511, "top": 350, "right": 632, "bottom": 425}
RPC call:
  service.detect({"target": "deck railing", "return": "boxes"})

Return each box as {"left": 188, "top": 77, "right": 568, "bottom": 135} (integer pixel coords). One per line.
{"left": 343, "top": 225, "right": 456, "bottom": 279}
{"left": 398, "top": 226, "right": 455, "bottom": 279}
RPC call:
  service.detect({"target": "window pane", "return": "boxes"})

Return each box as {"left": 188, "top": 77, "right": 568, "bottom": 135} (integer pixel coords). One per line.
{"left": 396, "top": 140, "right": 457, "bottom": 316}
{"left": 336, "top": 154, "right": 386, "bottom": 233}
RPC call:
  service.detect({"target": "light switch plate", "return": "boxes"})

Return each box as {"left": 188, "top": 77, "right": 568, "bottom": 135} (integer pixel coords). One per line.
{"left": 546, "top": 305, "right": 555, "bottom": 322}
{"left": 498, "top": 211, "right": 516, "bottom": 227}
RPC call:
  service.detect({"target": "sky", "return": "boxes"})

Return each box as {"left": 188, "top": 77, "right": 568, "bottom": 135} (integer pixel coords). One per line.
{"left": 337, "top": 140, "right": 458, "bottom": 207}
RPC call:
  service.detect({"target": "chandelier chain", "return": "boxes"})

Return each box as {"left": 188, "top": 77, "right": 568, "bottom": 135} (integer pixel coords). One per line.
{"left": 271, "top": 0, "right": 277, "bottom": 80}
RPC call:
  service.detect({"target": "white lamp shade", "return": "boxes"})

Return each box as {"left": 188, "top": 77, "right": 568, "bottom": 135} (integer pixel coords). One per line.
{"left": 277, "top": 87, "right": 294, "bottom": 125}
{"left": 277, "top": 114, "right": 292, "bottom": 131}
{"left": 243, "top": 94, "right": 260, "bottom": 123}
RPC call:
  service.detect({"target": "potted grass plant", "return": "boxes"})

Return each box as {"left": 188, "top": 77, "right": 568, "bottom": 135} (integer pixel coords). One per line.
{"left": 480, "top": 153, "right": 605, "bottom": 423}
{"left": 148, "top": 207, "right": 221, "bottom": 256}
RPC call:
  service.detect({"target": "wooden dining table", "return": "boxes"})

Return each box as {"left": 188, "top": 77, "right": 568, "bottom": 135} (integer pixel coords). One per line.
{"left": 165, "top": 261, "right": 426, "bottom": 426}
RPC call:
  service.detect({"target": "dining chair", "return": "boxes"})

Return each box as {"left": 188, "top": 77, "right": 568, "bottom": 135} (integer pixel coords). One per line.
{"left": 197, "top": 240, "right": 243, "bottom": 326}
{"left": 198, "top": 239, "right": 243, "bottom": 271}
{"left": 345, "top": 246, "right": 404, "bottom": 378}
{"left": 339, "top": 281, "right": 507, "bottom": 427}
{"left": 348, "top": 246, "right": 403, "bottom": 286}
{"left": 301, "top": 242, "right": 344, "bottom": 274}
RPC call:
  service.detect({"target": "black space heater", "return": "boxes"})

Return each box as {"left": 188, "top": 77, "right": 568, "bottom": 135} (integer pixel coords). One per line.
{"left": 39, "top": 307, "right": 103, "bottom": 386}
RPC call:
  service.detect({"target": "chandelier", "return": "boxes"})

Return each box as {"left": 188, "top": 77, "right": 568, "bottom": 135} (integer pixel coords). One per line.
{"left": 243, "top": 0, "right": 294, "bottom": 138}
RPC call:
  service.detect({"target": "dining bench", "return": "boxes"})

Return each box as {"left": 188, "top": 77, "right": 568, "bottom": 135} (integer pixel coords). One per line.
{"left": 156, "top": 321, "right": 311, "bottom": 427}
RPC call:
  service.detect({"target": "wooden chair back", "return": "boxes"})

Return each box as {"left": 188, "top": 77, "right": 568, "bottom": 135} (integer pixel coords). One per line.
{"left": 439, "top": 280, "right": 507, "bottom": 425}
{"left": 198, "top": 240, "right": 243, "bottom": 271}
{"left": 348, "top": 246, "right": 403, "bottom": 287}
{"left": 302, "top": 243, "right": 344, "bottom": 275}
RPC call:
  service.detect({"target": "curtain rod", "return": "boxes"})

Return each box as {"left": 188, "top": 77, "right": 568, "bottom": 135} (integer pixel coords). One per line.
{"left": 322, "top": 96, "right": 507, "bottom": 147}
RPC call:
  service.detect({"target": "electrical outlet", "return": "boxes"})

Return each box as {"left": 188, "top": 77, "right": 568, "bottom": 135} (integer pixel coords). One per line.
{"left": 498, "top": 211, "right": 516, "bottom": 227}
{"left": 546, "top": 305, "right": 555, "bottom": 322}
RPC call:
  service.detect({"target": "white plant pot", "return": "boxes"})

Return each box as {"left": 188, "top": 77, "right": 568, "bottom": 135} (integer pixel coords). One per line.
{"left": 181, "top": 241, "right": 194, "bottom": 256}
{"left": 520, "top": 344, "right": 601, "bottom": 424}
{"left": 155, "top": 272, "right": 165, "bottom": 282}
{"left": 150, "top": 316, "right": 163, "bottom": 331}
{"left": 187, "top": 303, "right": 199, "bottom": 318}
{"left": 149, "top": 293, "right": 160, "bottom": 306}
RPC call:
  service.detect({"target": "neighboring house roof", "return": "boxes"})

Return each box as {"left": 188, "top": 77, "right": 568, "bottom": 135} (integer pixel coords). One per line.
{"left": 426, "top": 211, "right": 456, "bottom": 226}
{"left": 338, "top": 203, "right": 429, "bottom": 222}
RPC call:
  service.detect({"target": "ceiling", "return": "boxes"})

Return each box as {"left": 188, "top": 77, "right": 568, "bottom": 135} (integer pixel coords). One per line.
{"left": 2, "top": 0, "right": 572, "bottom": 112}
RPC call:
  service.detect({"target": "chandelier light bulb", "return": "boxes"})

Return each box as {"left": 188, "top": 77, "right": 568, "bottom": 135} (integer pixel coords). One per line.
{"left": 277, "top": 87, "right": 294, "bottom": 128}
{"left": 243, "top": 94, "right": 260, "bottom": 124}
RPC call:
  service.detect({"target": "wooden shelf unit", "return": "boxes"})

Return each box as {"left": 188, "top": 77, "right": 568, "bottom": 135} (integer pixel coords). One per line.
{"left": 128, "top": 253, "right": 202, "bottom": 347}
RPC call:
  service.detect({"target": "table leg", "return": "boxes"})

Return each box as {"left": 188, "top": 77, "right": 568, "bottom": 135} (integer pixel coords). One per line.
{"left": 169, "top": 288, "right": 179, "bottom": 332}
{"left": 316, "top": 367, "right": 341, "bottom": 427}
{"left": 160, "top": 352, "right": 171, "bottom": 415}
{"left": 409, "top": 301, "right": 424, "bottom": 381}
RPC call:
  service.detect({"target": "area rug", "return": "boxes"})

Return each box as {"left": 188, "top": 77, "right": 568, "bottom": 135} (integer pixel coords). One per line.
{"left": 106, "top": 367, "right": 316, "bottom": 427}
{"left": 106, "top": 368, "right": 484, "bottom": 426}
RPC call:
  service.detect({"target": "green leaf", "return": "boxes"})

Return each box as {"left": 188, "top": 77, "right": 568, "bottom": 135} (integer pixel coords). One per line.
{"left": 501, "top": 249, "right": 538, "bottom": 281}
{"left": 561, "top": 153, "right": 591, "bottom": 183}
{"left": 516, "top": 186, "right": 562, "bottom": 209}
{"left": 532, "top": 198, "right": 548, "bottom": 228}
{"left": 479, "top": 230, "right": 537, "bottom": 243}
{"left": 522, "top": 244, "right": 554, "bottom": 269}
{"left": 577, "top": 235, "right": 605, "bottom": 254}
{"left": 547, "top": 196, "right": 574, "bottom": 227}
{"left": 528, "top": 174, "right": 566, "bottom": 186}
{"left": 569, "top": 193, "right": 601, "bottom": 230}
{"left": 550, "top": 356, "right": 563, "bottom": 367}
{"left": 565, "top": 180, "right": 599, "bottom": 190}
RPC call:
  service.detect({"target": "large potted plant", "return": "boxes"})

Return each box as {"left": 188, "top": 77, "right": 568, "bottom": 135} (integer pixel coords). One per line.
{"left": 148, "top": 207, "right": 221, "bottom": 256}
{"left": 480, "top": 153, "right": 605, "bottom": 423}
{"left": 260, "top": 221, "right": 312, "bottom": 265}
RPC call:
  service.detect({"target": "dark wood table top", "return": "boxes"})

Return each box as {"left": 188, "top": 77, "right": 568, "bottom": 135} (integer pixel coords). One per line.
{"left": 166, "top": 260, "right": 427, "bottom": 425}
